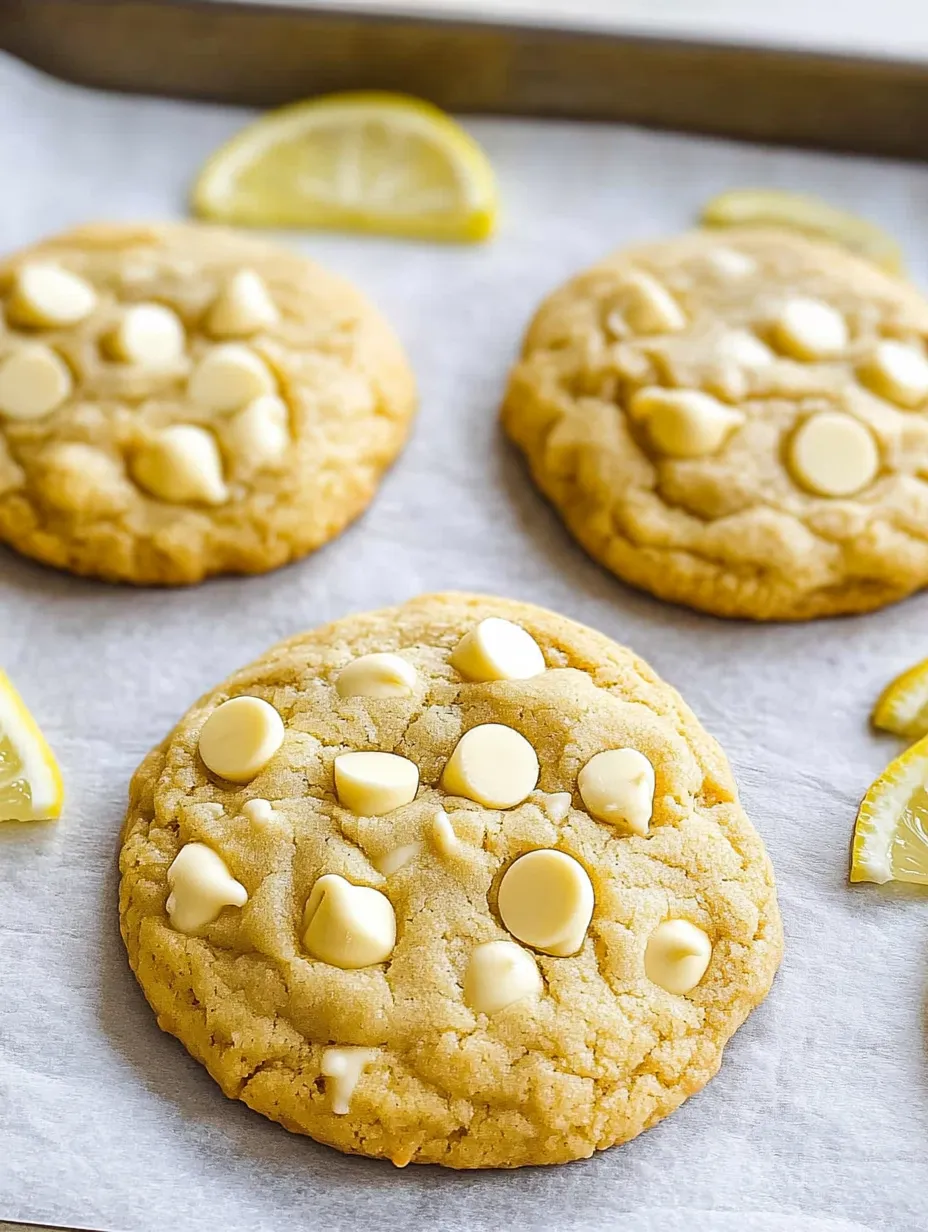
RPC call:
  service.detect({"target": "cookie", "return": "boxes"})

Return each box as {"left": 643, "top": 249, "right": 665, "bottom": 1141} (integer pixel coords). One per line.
{"left": 0, "top": 223, "right": 415, "bottom": 584}
{"left": 502, "top": 228, "right": 928, "bottom": 620}
{"left": 119, "top": 592, "right": 781, "bottom": 1169}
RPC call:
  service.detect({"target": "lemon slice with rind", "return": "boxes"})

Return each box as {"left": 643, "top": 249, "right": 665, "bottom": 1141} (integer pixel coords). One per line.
{"left": 851, "top": 735, "right": 928, "bottom": 884}
{"left": 872, "top": 658, "right": 928, "bottom": 739}
{"left": 700, "top": 188, "right": 904, "bottom": 275}
{"left": 0, "top": 669, "right": 63, "bottom": 822}
{"left": 192, "top": 92, "right": 497, "bottom": 243}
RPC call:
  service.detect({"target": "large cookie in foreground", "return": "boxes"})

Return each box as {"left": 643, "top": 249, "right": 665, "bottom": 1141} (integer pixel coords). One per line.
{"left": 0, "top": 222, "right": 415, "bottom": 584}
{"left": 119, "top": 592, "right": 782, "bottom": 1168}
{"left": 502, "top": 228, "right": 928, "bottom": 620}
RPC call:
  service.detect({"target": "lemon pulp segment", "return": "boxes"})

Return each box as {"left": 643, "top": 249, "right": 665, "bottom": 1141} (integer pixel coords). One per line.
{"left": 192, "top": 92, "right": 498, "bottom": 243}
{"left": 0, "top": 669, "right": 63, "bottom": 822}
{"left": 700, "top": 188, "right": 904, "bottom": 275}
{"left": 872, "top": 658, "right": 928, "bottom": 739}
{"left": 851, "top": 735, "right": 928, "bottom": 885}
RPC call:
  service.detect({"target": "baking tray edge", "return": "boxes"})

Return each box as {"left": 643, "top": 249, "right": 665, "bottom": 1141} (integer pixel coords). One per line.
{"left": 1, "top": 0, "right": 927, "bottom": 161}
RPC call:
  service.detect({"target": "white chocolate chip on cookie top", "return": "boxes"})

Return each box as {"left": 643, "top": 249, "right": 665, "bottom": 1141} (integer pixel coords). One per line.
{"left": 615, "top": 271, "right": 686, "bottom": 335}
{"left": 0, "top": 345, "right": 72, "bottom": 421}
{"left": 451, "top": 617, "right": 545, "bottom": 681}
{"left": 224, "top": 395, "right": 290, "bottom": 471}
{"left": 0, "top": 222, "right": 416, "bottom": 585}
{"left": 197, "top": 695, "right": 285, "bottom": 783}
{"left": 106, "top": 303, "right": 186, "bottom": 368}
{"left": 119, "top": 594, "right": 782, "bottom": 1169}
{"left": 207, "top": 269, "right": 279, "bottom": 338}
{"left": 334, "top": 751, "right": 419, "bottom": 815}
{"left": 166, "top": 842, "right": 248, "bottom": 934}
{"left": 859, "top": 340, "right": 928, "bottom": 409}
{"left": 442, "top": 723, "right": 539, "bottom": 809}
{"left": 645, "top": 919, "right": 713, "bottom": 995}
{"left": 336, "top": 652, "right": 417, "bottom": 698}
{"left": 578, "top": 748, "right": 655, "bottom": 835}
{"left": 131, "top": 424, "right": 228, "bottom": 506}
{"left": 8, "top": 262, "right": 97, "bottom": 327}
{"left": 503, "top": 228, "right": 928, "bottom": 619}
{"left": 463, "top": 939, "right": 542, "bottom": 1014}
{"left": 188, "top": 342, "right": 276, "bottom": 413}
{"left": 772, "top": 296, "right": 849, "bottom": 360}
{"left": 788, "top": 411, "right": 879, "bottom": 497}
{"left": 321, "top": 1047, "right": 378, "bottom": 1115}
{"left": 498, "top": 849, "right": 595, "bottom": 957}
{"left": 629, "top": 387, "right": 744, "bottom": 458}
{"left": 303, "top": 874, "right": 396, "bottom": 967}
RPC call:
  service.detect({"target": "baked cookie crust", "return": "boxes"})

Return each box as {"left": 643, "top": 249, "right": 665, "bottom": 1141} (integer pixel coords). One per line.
{"left": 0, "top": 222, "right": 416, "bottom": 584}
{"left": 119, "top": 592, "right": 782, "bottom": 1168}
{"left": 502, "top": 228, "right": 928, "bottom": 620}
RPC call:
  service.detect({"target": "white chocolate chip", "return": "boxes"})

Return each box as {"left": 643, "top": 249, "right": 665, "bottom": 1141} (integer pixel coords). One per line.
{"left": 198, "top": 696, "right": 285, "bottom": 784}
{"left": 8, "top": 262, "right": 97, "bottom": 327}
{"left": 497, "top": 849, "right": 594, "bottom": 957}
{"left": 225, "top": 395, "right": 290, "bottom": 469}
{"left": 321, "top": 1046, "right": 378, "bottom": 1114}
{"left": 0, "top": 344, "right": 71, "bottom": 420}
{"left": 645, "top": 919, "right": 712, "bottom": 994}
{"left": 789, "top": 411, "right": 879, "bottom": 497}
{"left": 629, "top": 387, "right": 744, "bottom": 458}
{"left": 107, "top": 303, "right": 186, "bottom": 367}
{"left": 336, "top": 653, "right": 417, "bottom": 699}
{"left": 773, "top": 297, "right": 848, "bottom": 360}
{"left": 543, "top": 791, "right": 573, "bottom": 823}
{"left": 578, "top": 748, "right": 655, "bottom": 836}
{"left": 303, "top": 874, "right": 396, "bottom": 968}
{"left": 373, "top": 841, "right": 423, "bottom": 876}
{"left": 463, "top": 940, "right": 542, "bottom": 1014}
{"left": 450, "top": 618, "right": 545, "bottom": 682}
{"left": 716, "top": 330, "right": 774, "bottom": 368}
{"left": 131, "top": 424, "right": 228, "bottom": 505}
{"left": 242, "top": 798, "right": 275, "bottom": 825}
{"left": 207, "top": 269, "right": 279, "bottom": 338}
{"left": 442, "top": 724, "right": 539, "bottom": 810}
{"left": 165, "top": 842, "right": 248, "bottom": 934}
{"left": 704, "top": 247, "right": 758, "bottom": 280}
{"left": 188, "top": 343, "right": 275, "bottom": 413}
{"left": 859, "top": 340, "right": 928, "bottom": 409}
{"left": 622, "top": 271, "right": 686, "bottom": 334}
{"left": 334, "top": 751, "right": 419, "bottom": 816}
{"left": 429, "top": 808, "right": 459, "bottom": 857}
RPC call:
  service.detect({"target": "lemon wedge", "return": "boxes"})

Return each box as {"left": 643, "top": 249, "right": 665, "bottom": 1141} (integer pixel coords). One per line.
{"left": 873, "top": 658, "right": 928, "bottom": 740}
{"left": 851, "top": 735, "right": 928, "bottom": 884}
{"left": 192, "top": 92, "right": 497, "bottom": 243}
{"left": 0, "top": 669, "right": 63, "bottom": 822}
{"left": 700, "top": 188, "right": 904, "bottom": 275}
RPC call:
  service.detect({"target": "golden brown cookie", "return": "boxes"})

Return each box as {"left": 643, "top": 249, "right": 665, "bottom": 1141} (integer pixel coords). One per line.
{"left": 0, "top": 223, "right": 415, "bottom": 584}
{"left": 502, "top": 228, "right": 928, "bottom": 620}
{"left": 119, "top": 592, "right": 782, "bottom": 1169}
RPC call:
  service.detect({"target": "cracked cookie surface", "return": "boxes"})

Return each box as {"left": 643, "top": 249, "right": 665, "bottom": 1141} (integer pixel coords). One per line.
{"left": 119, "top": 592, "right": 781, "bottom": 1168}
{"left": 502, "top": 228, "right": 928, "bottom": 620}
{"left": 0, "top": 222, "right": 415, "bottom": 584}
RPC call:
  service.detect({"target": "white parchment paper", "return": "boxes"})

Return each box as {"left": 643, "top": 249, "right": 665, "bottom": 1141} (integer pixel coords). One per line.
{"left": 2, "top": 48, "right": 928, "bottom": 1232}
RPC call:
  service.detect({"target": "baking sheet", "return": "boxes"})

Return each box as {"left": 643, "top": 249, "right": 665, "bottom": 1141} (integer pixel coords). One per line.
{"left": 1, "top": 47, "right": 928, "bottom": 1232}
{"left": 9, "top": 2, "right": 928, "bottom": 163}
